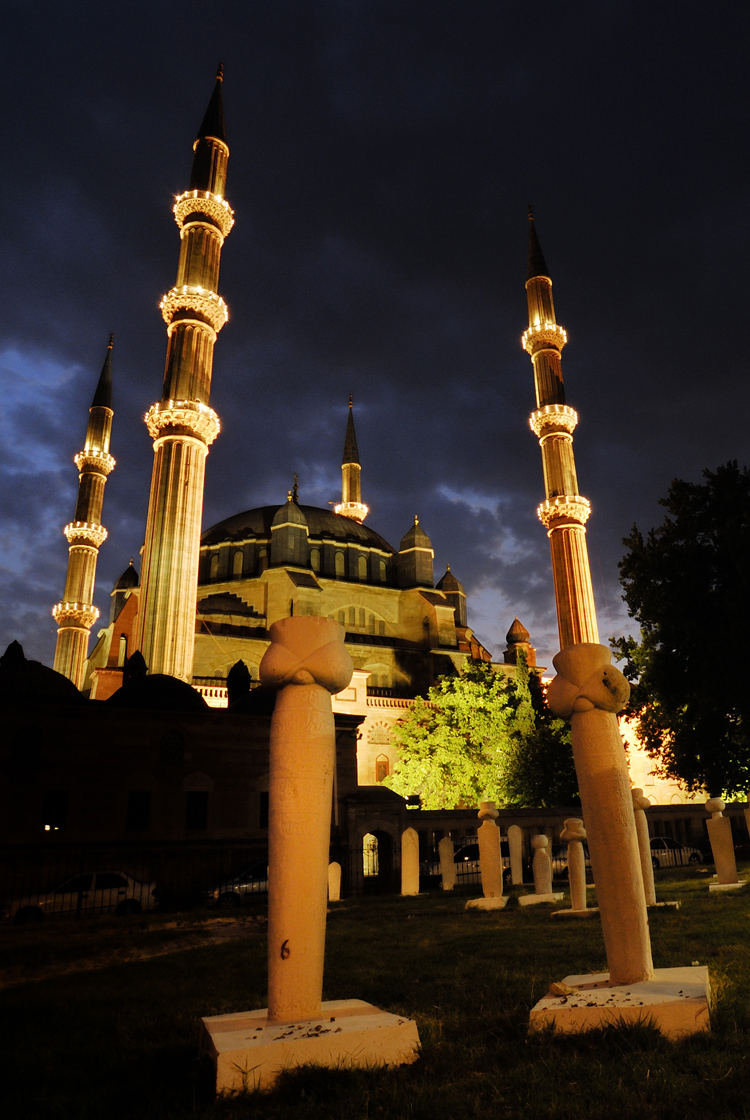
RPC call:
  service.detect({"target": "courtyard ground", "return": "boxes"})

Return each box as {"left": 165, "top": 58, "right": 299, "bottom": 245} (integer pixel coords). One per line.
{"left": 2, "top": 865, "right": 750, "bottom": 1119}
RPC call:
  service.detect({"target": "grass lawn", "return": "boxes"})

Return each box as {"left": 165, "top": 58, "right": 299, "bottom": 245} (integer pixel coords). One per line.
{"left": 2, "top": 865, "right": 750, "bottom": 1119}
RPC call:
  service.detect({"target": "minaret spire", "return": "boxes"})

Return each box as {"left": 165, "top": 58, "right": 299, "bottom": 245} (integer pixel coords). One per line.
{"left": 334, "top": 394, "right": 368, "bottom": 522}
{"left": 135, "top": 70, "right": 234, "bottom": 680}
{"left": 522, "top": 213, "right": 599, "bottom": 648}
{"left": 52, "top": 336, "right": 116, "bottom": 687}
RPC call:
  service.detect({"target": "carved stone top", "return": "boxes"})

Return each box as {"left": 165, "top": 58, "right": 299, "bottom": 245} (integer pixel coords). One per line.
{"left": 631, "top": 788, "right": 651, "bottom": 812}
{"left": 259, "top": 617, "right": 353, "bottom": 695}
{"left": 537, "top": 496, "right": 591, "bottom": 528}
{"left": 706, "top": 797, "right": 725, "bottom": 818}
{"left": 160, "top": 285, "right": 228, "bottom": 334}
{"left": 531, "top": 833, "right": 549, "bottom": 850}
{"left": 63, "top": 521, "right": 108, "bottom": 548}
{"left": 145, "top": 400, "right": 220, "bottom": 445}
{"left": 478, "top": 800, "right": 499, "bottom": 821}
{"left": 522, "top": 322, "right": 568, "bottom": 355}
{"left": 529, "top": 403, "right": 579, "bottom": 438}
{"left": 75, "top": 450, "right": 116, "bottom": 476}
{"left": 560, "top": 817, "right": 587, "bottom": 843}
{"left": 546, "top": 643, "right": 630, "bottom": 720}
{"left": 173, "top": 190, "right": 235, "bottom": 239}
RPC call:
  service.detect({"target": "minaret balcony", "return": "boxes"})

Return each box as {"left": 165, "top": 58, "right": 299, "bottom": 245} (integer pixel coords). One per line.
{"left": 334, "top": 501, "right": 369, "bottom": 523}
{"left": 160, "top": 286, "right": 228, "bottom": 334}
{"left": 75, "top": 450, "right": 116, "bottom": 475}
{"left": 174, "top": 190, "right": 235, "bottom": 239}
{"left": 530, "top": 404, "right": 579, "bottom": 438}
{"left": 537, "top": 495, "right": 591, "bottom": 529}
{"left": 63, "top": 521, "right": 108, "bottom": 547}
{"left": 145, "top": 399, "right": 221, "bottom": 445}
{"left": 52, "top": 600, "right": 99, "bottom": 628}
{"left": 522, "top": 322, "right": 567, "bottom": 355}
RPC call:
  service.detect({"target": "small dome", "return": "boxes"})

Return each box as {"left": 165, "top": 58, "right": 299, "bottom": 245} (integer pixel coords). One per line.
{"left": 113, "top": 559, "right": 139, "bottom": 591}
{"left": 436, "top": 564, "right": 463, "bottom": 593}
{"left": 271, "top": 497, "right": 308, "bottom": 528}
{"left": 399, "top": 515, "right": 432, "bottom": 552}
{"left": 105, "top": 674, "right": 208, "bottom": 712}
{"left": 0, "top": 641, "right": 85, "bottom": 706}
{"left": 506, "top": 617, "right": 530, "bottom": 645}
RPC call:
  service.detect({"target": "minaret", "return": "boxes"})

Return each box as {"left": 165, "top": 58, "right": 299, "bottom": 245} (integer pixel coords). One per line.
{"left": 52, "top": 336, "right": 116, "bottom": 687}
{"left": 523, "top": 210, "right": 598, "bottom": 648}
{"left": 334, "top": 395, "right": 368, "bottom": 522}
{"left": 135, "top": 66, "right": 234, "bottom": 680}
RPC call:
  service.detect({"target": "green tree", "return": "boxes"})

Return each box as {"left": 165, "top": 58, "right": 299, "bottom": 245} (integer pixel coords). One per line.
{"left": 383, "top": 658, "right": 576, "bottom": 809}
{"left": 502, "top": 662, "right": 578, "bottom": 808}
{"left": 613, "top": 461, "right": 750, "bottom": 797}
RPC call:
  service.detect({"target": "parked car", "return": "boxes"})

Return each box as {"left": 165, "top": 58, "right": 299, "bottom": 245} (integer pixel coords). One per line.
{"left": 551, "top": 842, "right": 592, "bottom": 881}
{"left": 420, "top": 841, "right": 513, "bottom": 887}
{"left": 206, "top": 860, "right": 269, "bottom": 907}
{"left": 650, "top": 836, "right": 702, "bottom": 869}
{"left": 4, "top": 871, "right": 158, "bottom": 923}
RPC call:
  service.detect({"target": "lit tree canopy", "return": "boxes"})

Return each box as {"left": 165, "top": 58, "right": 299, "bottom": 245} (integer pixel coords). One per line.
{"left": 613, "top": 462, "right": 750, "bottom": 797}
{"left": 383, "top": 659, "right": 576, "bottom": 809}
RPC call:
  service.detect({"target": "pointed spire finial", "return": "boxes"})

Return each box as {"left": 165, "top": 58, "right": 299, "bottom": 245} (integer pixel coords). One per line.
{"left": 292, "top": 473, "right": 299, "bottom": 503}
{"left": 414, "top": 514, "right": 419, "bottom": 525}
{"left": 528, "top": 203, "right": 534, "bottom": 222}
{"left": 92, "top": 334, "right": 114, "bottom": 409}
{"left": 349, "top": 392, "right": 353, "bottom": 408}
{"left": 216, "top": 62, "right": 224, "bottom": 82}
{"left": 107, "top": 333, "right": 114, "bottom": 350}
{"left": 526, "top": 207, "right": 550, "bottom": 282}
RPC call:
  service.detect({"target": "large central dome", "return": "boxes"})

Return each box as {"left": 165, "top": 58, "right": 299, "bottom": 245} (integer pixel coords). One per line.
{"left": 201, "top": 504, "right": 395, "bottom": 553}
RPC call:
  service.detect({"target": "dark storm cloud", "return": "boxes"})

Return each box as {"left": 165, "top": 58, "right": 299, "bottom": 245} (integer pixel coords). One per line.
{"left": 2, "top": 1, "right": 750, "bottom": 670}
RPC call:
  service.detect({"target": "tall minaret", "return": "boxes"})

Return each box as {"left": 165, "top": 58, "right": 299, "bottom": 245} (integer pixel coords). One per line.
{"left": 522, "top": 210, "right": 599, "bottom": 648}
{"left": 334, "top": 395, "right": 368, "bottom": 522}
{"left": 135, "top": 66, "right": 234, "bottom": 680}
{"left": 53, "top": 336, "right": 116, "bottom": 687}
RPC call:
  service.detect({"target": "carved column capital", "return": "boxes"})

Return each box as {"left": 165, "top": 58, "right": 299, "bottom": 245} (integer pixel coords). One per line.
{"left": 260, "top": 617, "right": 353, "bottom": 694}
{"left": 145, "top": 400, "right": 221, "bottom": 445}
{"left": 546, "top": 643, "right": 630, "bottom": 721}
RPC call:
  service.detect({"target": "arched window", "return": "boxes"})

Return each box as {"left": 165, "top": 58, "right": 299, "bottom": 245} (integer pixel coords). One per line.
{"left": 232, "top": 550, "right": 243, "bottom": 577}
{"left": 378, "top": 620, "right": 385, "bottom": 636}
{"left": 358, "top": 608, "right": 365, "bottom": 628}
{"left": 349, "top": 606, "right": 356, "bottom": 625}
{"left": 117, "top": 634, "right": 127, "bottom": 667}
{"left": 334, "top": 551, "right": 345, "bottom": 577}
{"left": 368, "top": 614, "right": 375, "bottom": 635}
{"left": 310, "top": 547, "right": 321, "bottom": 572}
{"left": 379, "top": 559, "right": 387, "bottom": 582}
{"left": 375, "top": 754, "right": 390, "bottom": 782}
{"left": 338, "top": 609, "right": 346, "bottom": 626}
{"left": 258, "top": 547, "right": 268, "bottom": 574}
{"left": 358, "top": 554, "right": 367, "bottom": 580}
{"left": 210, "top": 553, "right": 219, "bottom": 579}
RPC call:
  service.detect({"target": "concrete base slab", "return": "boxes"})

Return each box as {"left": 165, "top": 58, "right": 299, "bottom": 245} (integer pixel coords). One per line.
{"left": 465, "top": 896, "right": 507, "bottom": 910}
{"left": 551, "top": 908, "right": 599, "bottom": 919}
{"left": 201, "top": 998, "right": 420, "bottom": 1093}
{"left": 709, "top": 881, "right": 747, "bottom": 892}
{"left": 529, "top": 965, "right": 711, "bottom": 1039}
{"left": 518, "top": 892, "right": 564, "bottom": 907}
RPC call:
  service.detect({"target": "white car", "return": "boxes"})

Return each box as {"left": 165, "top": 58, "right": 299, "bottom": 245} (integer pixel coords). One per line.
{"left": 4, "top": 871, "right": 158, "bottom": 923}
{"left": 206, "top": 860, "right": 269, "bottom": 907}
{"left": 650, "top": 837, "right": 702, "bottom": 869}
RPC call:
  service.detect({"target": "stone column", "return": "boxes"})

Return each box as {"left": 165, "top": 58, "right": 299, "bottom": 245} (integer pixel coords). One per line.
{"left": 706, "top": 798, "right": 740, "bottom": 886}
{"left": 401, "top": 827, "right": 420, "bottom": 896}
{"left": 561, "top": 819, "right": 588, "bottom": 911}
{"left": 328, "top": 862, "right": 342, "bottom": 902}
{"left": 547, "top": 644, "right": 653, "bottom": 985}
{"left": 477, "top": 801, "right": 503, "bottom": 899}
{"left": 631, "top": 788, "right": 656, "bottom": 906}
{"left": 508, "top": 824, "right": 524, "bottom": 885}
{"left": 532, "top": 834, "right": 553, "bottom": 895}
{"left": 438, "top": 836, "right": 456, "bottom": 890}
{"left": 260, "top": 617, "right": 353, "bottom": 1022}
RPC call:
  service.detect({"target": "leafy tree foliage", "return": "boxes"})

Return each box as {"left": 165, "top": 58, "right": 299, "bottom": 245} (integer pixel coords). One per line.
{"left": 613, "top": 462, "right": 750, "bottom": 797}
{"left": 383, "top": 658, "right": 576, "bottom": 809}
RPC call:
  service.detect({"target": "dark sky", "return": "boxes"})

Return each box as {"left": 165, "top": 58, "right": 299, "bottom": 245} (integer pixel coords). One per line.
{"left": 2, "top": 1, "right": 750, "bottom": 672}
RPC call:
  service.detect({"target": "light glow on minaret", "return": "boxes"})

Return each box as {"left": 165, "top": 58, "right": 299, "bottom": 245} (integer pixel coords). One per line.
{"left": 334, "top": 394, "right": 368, "bottom": 522}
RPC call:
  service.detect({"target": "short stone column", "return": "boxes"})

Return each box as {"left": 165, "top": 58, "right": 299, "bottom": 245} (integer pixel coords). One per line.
{"left": 631, "top": 789, "right": 656, "bottom": 906}
{"left": 561, "top": 819, "right": 588, "bottom": 911}
{"left": 706, "top": 797, "right": 743, "bottom": 890}
{"left": 401, "top": 827, "right": 420, "bottom": 896}
{"left": 201, "top": 617, "right": 421, "bottom": 1091}
{"left": 262, "top": 617, "right": 354, "bottom": 1021}
{"left": 547, "top": 645, "right": 653, "bottom": 984}
{"left": 466, "top": 801, "right": 506, "bottom": 910}
{"left": 438, "top": 836, "right": 456, "bottom": 890}
{"left": 328, "top": 861, "right": 342, "bottom": 902}
{"left": 532, "top": 833, "right": 553, "bottom": 895}
{"left": 508, "top": 824, "right": 524, "bottom": 886}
